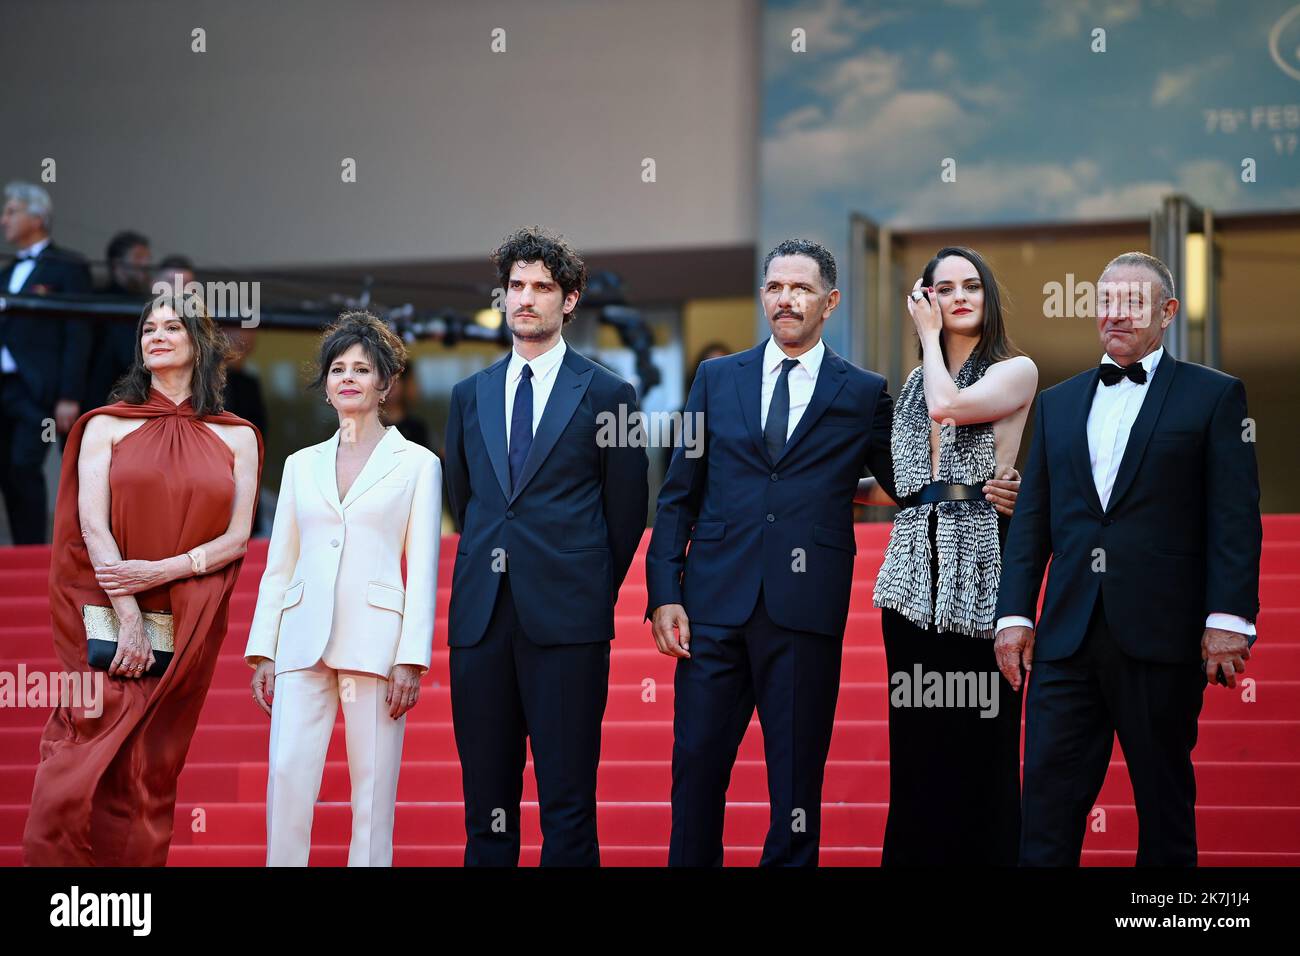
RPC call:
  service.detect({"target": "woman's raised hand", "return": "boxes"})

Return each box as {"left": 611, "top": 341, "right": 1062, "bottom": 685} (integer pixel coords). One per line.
{"left": 907, "top": 278, "right": 943, "bottom": 341}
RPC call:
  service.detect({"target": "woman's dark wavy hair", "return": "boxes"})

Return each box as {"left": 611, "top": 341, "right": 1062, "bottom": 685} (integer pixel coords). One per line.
{"left": 491, "top": 226, "right": 587, "bottom": 324}
{"left": 917, "top": 246, "right": 1022, "bottom": 367}
{"left": 308, "top": 311, "right": 408, "bottom": 396}
{"left": 110, "top": 292, "right": 231, "bottom": 415}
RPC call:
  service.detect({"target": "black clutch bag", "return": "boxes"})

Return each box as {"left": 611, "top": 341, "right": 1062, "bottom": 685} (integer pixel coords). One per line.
{"left": 82, "top": 604, "right": 174, "bottom": 677}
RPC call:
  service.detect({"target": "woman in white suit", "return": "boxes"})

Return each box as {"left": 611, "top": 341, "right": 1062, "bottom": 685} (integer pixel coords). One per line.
{"left": 245, "top": 311, "right": 442, "bottom": 866}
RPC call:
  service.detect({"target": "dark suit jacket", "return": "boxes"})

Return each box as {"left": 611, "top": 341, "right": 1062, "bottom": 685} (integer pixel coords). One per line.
{"left": 0, "top": 242, "right": 93, "bottom": 410}
{"left": 224, "top": 367, "right": 268, "bottom": 440}
{"left": 645, "top": 339, "right": 896, "bottom": 639}
{"left": 444, "top": 343, "right": 649, "bottom": 647}
{"left": 996, "top": 353, "right": 1262, "bottom": 664}
{"left": 84, "top": 281, "right": 144, "bottom": 411}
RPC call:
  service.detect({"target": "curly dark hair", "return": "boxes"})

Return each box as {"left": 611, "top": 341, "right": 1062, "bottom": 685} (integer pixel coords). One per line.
{"left": 110, "top": 292, "right": 231, "bottom": 416}
{"left": 491, "top": 226, "right": 587, "bottom": 325}
{"left": 308, "top": 311, "right": 408, "bottom": 395}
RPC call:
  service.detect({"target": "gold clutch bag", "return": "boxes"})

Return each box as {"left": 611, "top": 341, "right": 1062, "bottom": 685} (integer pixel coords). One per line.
{"left": 83, "top": 604, "right": 175, "bottom": 676}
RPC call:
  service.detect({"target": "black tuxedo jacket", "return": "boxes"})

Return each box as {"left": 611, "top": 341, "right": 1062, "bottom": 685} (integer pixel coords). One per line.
{"left": 444, "top": 343, "right": 649, "bottom": 647}
{"left": 0, "top": 242, "right": 93, "bottom": 408}
{"left": 645, "top": 339, "right": 896, "bottom": 638}
{"left": 996, "top": 353, "right": 1262, "bottom": 663}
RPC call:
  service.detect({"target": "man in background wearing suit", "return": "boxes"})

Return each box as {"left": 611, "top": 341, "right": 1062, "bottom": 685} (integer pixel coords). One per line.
{"left": 0, "top": 182, "right": 92, "bottom": 543}
{"left": 444, "top": 227, "right": 649, "bottom": 866}
{"left": 995, "top": 251, "right": 1261, "bottom": 866}
{"left": 645, "top": 238, "right": 897, "bottom": 866}
{"left": 84, "top": 229, "right": 152, "bottom": 413}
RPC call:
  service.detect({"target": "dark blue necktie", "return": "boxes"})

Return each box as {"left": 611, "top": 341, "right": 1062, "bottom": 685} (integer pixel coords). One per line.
{"left": 764, "top": 357, "right": 799, "bottom": 462}
{"left": 508, "top": 363, "right": 534, "bottom": 492}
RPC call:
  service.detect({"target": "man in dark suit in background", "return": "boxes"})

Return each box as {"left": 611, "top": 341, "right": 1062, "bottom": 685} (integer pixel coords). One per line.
{"left": 995, "top": 251, "right": 1261, "bottom": 866}
{"left": 153, "top": 253, "right": 195, "bottom": 296}
{"left": 645, "top": 238, "right": 897, "bottom": 866}
{"left": 222, "top": 326, "right": 268, "bottom": 441}
{"left": 0, "top": 182, "right": 92, "bottom": 544}
{"left": 444, "top": 227, "right": 649, "bottom": 866}
{"left": 85, "top": 229, "right": 152, "bottom": 413}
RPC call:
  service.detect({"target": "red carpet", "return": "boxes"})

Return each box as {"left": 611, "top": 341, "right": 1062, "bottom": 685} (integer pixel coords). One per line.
{"left": 2, "top": 516, "right": 1298, "bottom": 866}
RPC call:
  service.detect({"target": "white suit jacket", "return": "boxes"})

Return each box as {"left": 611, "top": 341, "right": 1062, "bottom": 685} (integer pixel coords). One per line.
{"left": 245, "top": 425, "right": 443, "bottom": 678}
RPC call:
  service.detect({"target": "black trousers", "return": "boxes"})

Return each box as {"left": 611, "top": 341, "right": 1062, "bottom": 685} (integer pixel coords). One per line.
{"left": 1020, "top": 591, "right": 1206, "bottom": 866}
{"left": 0, "top": 372, "right": 50, "bottom": 545}
{"left": 880, "top": 608, "right": 1023, "bottom": 865}
{"left": 449, "top": 572, "right": 610, "bottom": 867}
{"left": 669, "top": 588, "right": 842, "bottom": 867}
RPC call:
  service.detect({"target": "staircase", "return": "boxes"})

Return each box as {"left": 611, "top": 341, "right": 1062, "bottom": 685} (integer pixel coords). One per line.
{"left": 2, "top": 516, "right": 1298, "bottom": 865}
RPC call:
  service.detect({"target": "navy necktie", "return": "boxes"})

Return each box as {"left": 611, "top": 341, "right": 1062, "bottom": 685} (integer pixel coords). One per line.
{"left": 764, "top": 357, "right": 799, "bottom": 462}
{"left": 508, "top": 363, "right": 534, "bottom": 491}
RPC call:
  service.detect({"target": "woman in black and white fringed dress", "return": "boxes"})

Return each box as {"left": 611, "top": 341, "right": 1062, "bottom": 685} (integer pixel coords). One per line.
{"left": 855, "top": 246, "right": 1038, "bottom": 865}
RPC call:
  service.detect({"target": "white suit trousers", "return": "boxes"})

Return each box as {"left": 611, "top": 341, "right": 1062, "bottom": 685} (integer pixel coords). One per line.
{"left": 265, "top": 661, "right": 407, "bottom": 866}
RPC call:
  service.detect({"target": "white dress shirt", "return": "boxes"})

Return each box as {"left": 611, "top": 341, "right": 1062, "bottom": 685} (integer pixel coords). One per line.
{"left": 1089, "top": 347, "right": 1164, "bottom": 510}
{"left": 2, "top": 236, "right": 50, "bottom": 373}
{"left": 997, "top": 346, "right": 1254, "bottom": 637}
{"left": 504, "top": 336, "right": 567, "bottom": 446}
{"left": 759, "top": 335, "right": 824, "bottom": 439}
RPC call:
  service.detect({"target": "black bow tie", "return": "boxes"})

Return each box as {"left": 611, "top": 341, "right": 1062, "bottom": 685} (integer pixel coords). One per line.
{"left": 1098, "top": 362, "right": 1148, "bottom": 386}
{"left": 15, "top": 251, "right": 36, "bottom": 260}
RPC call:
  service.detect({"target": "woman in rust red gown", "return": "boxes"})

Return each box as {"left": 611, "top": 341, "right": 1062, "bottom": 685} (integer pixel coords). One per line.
{"left": 23, "top": 291, "right": 263, "bottom": 866}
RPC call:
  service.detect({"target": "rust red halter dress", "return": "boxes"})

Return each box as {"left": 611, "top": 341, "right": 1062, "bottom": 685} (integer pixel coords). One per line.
{"left": 23, "top": 387, "right": 263, "bottom": 865}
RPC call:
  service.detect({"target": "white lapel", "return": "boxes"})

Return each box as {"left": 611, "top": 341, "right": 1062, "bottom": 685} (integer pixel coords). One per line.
{"left": 340, "top": 425, "right": 406, "bottom": 509}
{"left": 311, "top": 430, "right": 344, "bottom": 518}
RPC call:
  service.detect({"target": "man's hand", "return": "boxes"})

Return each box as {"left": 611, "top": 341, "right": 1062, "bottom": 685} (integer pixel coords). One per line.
{"left": 1202, "top": 628, "right": 1250, "bottom": 688}
{"left": 54, "top": 399, "right": 80, "bottom": 434}
{"left": 994, "top": 624, "right": 1035, "bottom": 692}
{"left": 651, "top": 603, "right": 691, "bottom": 659}
{"left": 982, "top": 467, "right": 1021, "bottom": 517}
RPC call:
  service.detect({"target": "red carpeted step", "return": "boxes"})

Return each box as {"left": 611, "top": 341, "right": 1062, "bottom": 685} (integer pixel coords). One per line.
{"left": 9, "top": 564, "right": 1300, "bottom": 608}
{"left": 3, "top": 801, "right": 1297, "bottom": 853}
{"left": 6, "top": 756, "right": 1295, "bottom": 808}
{"left": 6, "top": 606, "right": 1300, "bottom": 658}
{"left": 5, "top": 716, "right": 1294, "bottom": 766}
{"left": 9, "top": 635, "right": 1300, "bottom": 692}
{"left": 2, "top": 676, "right": 1295, "bottom": 732}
